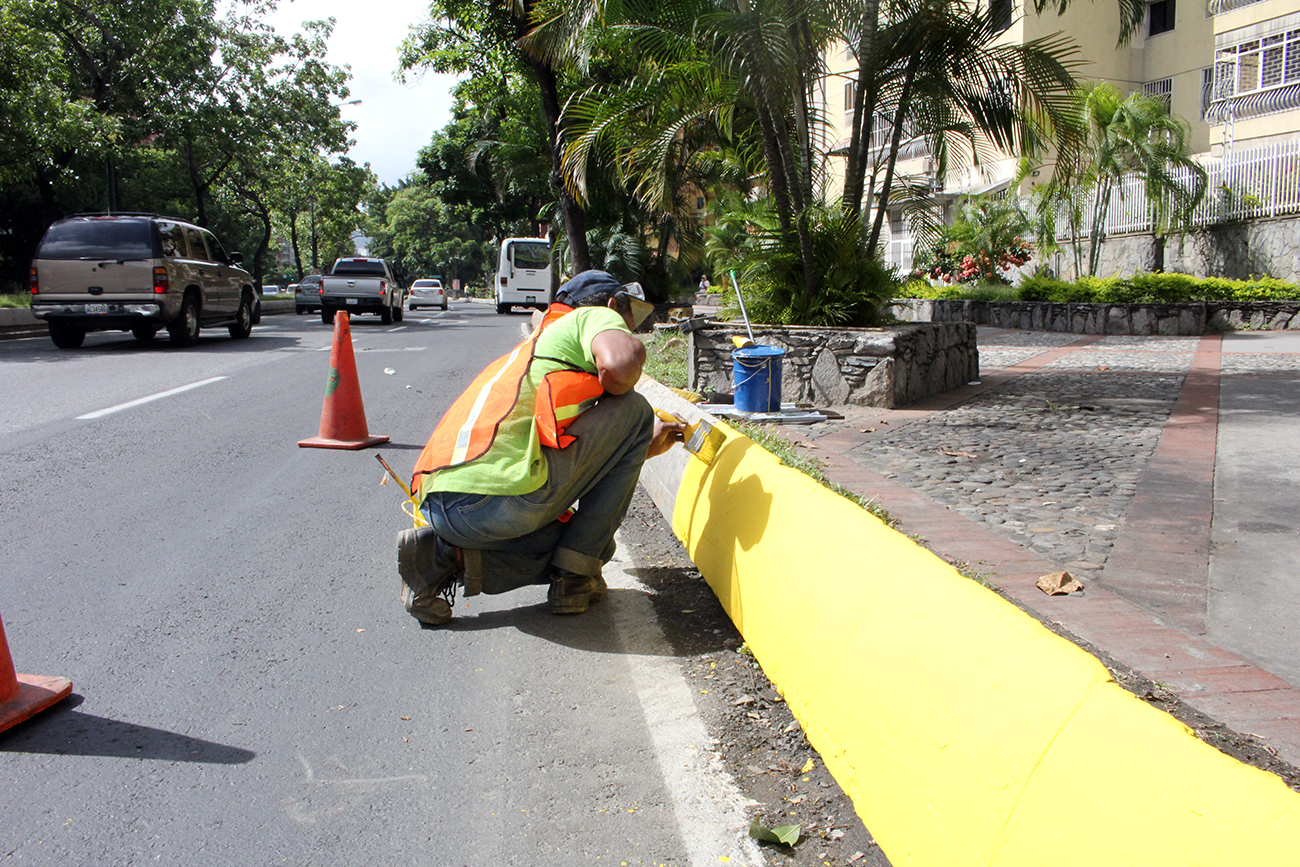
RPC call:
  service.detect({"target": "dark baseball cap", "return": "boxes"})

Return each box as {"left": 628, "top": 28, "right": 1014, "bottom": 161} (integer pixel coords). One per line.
{"left": 557, "top": 270, "right": 653, "bottom": 327}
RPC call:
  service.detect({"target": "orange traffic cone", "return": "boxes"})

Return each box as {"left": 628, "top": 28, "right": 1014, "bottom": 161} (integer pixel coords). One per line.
{"left": 298, "top": 312, "right": 390, "bottom": 450}
{"left": 0, "top": 613, "right": 72, "bottom": 734}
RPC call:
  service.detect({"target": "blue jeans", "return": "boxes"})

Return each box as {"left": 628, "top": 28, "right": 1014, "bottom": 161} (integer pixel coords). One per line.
{"left": 420, "top": 390, "right": 654, "bottom": 595}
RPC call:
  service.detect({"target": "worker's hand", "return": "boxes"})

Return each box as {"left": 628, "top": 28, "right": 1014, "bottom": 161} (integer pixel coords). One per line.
{"left": 648, "top": 414, "right": 687, "bottom": 458}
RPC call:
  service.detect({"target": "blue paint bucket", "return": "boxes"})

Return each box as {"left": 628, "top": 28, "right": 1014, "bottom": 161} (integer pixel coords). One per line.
{"left": 733, "top": 345, "right": 785, "bottom": 413}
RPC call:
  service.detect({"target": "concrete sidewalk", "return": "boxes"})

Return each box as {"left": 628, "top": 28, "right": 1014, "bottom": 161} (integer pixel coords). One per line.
{"left": 781, "top": 327, "right": 1300, "bottom": 768}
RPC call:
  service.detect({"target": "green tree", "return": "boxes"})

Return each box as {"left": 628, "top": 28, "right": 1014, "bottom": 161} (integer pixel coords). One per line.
{"left": 541, "top": 0, "right": 1080, "bottom": 322}
{"left": 1028, "top": 82, "right": 1208, "bottom": 276}
{"left": 403, "top": 0, "right": 593, "bottom": 272}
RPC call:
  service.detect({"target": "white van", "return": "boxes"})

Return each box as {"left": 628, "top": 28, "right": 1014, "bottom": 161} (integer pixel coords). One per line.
{"left": 494, "top": 238, "right": 551, "bottom": 313}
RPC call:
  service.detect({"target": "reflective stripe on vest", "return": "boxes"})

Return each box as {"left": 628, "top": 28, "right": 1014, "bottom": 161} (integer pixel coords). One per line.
{"left": 410, "top": 303, "right": 602, "bottom": 491}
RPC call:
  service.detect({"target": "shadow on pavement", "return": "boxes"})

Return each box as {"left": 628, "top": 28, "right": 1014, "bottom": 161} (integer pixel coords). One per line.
{"left": 0, "top": 695, "right": 256, "bottom": 764}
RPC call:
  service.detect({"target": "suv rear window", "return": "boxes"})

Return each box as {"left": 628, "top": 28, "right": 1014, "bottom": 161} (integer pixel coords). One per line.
{"left": 331, "top": 260, "right": 387, "bottom": 276}
{"left": 39, "top": 219, "right": 154, "bottom": 260}
{"left": 413, "top": 280, "right": 440, "bottom": 287}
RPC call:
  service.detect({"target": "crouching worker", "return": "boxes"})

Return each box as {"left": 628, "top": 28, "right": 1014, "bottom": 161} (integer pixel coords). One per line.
{"left": 398, "top": 270, "right": 685, "bottom": 625}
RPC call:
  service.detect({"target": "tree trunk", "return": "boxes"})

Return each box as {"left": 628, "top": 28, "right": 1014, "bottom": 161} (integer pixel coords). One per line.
{"left": 528, "top": 57, "right": 590, "bottom": 274}
{"left": 289, "top": 211, "right": 304, "bottom": 279}
{"left": 868, "top": 59, "right": 919, "bottom": 255}
{"left": 1088, "top": 179, "right": 1112, "bottom": 276}
{"left": 755, "top": 106, "right": 795, "bottom": 237}
{"left": 842, "top": 4, "right": 880, "bottom": 218}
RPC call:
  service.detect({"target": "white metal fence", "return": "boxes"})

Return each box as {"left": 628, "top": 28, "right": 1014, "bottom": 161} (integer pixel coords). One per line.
{"left": 1055, "top": 139, "right": 1300, "bottom": 240}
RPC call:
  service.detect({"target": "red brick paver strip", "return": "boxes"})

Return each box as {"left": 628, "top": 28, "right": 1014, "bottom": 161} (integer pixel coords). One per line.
{"left": 1101, "top": 333, "right": 1221, "bottom": 634}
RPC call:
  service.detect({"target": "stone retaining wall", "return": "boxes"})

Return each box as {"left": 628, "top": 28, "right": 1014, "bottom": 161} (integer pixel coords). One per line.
{"left": 1050, "top": 215, "right": 1300, "bottom": 283}
{"left": 891, "top": 298, "right": 1300, "bottom": 334}
{"left": 688, "top": 323, "right": 978, "bottom": 408}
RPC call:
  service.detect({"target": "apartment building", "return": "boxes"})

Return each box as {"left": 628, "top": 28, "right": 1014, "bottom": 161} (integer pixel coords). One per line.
{"left": 825, "top": 0, "right": 1300, "bottom": 274}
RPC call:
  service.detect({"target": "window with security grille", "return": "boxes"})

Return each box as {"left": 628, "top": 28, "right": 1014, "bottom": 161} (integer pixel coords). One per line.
{"left": 1148, "top": 0, "right": 1175, "bottom": 36}
{"left": 845, "top": 80, "right": 856, "bottom": 113}
{"left": 1215, "top": 29, "right": 1300, "bottom": 96}
{"left": 1142, "top": 78, "right": 1173, "bottom": 111}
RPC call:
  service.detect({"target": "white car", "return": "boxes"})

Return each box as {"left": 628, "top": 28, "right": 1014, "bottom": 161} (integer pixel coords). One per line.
{"left": 408, "top": 278, "right": 447, "bottom": 311}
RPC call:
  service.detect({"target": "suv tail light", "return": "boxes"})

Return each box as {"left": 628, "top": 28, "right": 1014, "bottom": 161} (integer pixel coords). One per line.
{"left": 153, "top": 266, "right": 169, "bottom": 294}
{"left": 30, "top": 267, "right": 38, "bottom": 294}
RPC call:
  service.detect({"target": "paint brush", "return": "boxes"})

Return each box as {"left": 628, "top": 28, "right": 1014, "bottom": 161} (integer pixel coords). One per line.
{"left": 654, "top": 408, "right": 725, "bottom": 465}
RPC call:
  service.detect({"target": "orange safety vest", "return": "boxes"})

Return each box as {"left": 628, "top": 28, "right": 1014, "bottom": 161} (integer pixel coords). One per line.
{"left": 410, "top": 303, "right": 606, "bottom": 492}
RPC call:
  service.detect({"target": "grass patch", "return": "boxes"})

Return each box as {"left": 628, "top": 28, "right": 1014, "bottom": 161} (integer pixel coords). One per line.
{"left": 0, "top": 292, "right": 31, "bottom": 309}
{"left": 639, "top": 328, "right": 689, "bottom": 389}
{"left": 733, "top": 421, "right": 898, "bottom": 529}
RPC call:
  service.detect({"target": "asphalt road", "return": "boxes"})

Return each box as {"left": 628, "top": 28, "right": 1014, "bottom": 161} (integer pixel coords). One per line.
{"left": 0, "top": 305, "right": 759, "bottom": 866}
{"left": 1209, "top": 331, "right": 1300, "bottom": 686}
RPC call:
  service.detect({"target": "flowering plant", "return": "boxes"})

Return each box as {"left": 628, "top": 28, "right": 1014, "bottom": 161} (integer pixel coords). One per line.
{"left": 912, "top": 195, "right": 1033, "bottom": 285}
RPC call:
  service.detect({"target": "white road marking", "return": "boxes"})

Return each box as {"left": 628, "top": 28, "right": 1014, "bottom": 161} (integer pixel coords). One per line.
{"left": 605, "top": 537, "right": 766, "bottom": 867}
{"left": 387, "top": 326, "right": 407, "bottom": 333}
{"left": 353, "top": 347, "right": 428, "bottom": 353}
{"left": 77, "top": 376, "right": 228, "bottom": 419}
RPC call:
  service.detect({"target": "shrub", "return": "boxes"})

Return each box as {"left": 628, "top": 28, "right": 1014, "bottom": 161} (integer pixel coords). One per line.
{"left": 732, "top": 205, "right": 899, "bottom": 327}
{"left": 899, "top": 272, "right": 1300, "bottom": 303}
{"left": 912, "top": 195, "right": 1033, "bottom": 286}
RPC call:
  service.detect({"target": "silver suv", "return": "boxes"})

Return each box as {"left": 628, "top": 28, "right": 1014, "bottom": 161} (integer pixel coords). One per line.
{"left": 29, "top": 213, "right": 259, "bottom": 349}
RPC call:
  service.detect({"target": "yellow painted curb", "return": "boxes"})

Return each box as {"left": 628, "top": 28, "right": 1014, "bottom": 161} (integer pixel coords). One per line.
{"left": 637, "top": 381, "right": 1300, "bottom": 866}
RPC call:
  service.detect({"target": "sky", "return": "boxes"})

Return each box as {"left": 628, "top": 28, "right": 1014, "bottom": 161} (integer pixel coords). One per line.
{"left": 259, "top": 0, "right": 461, "bottom": 186}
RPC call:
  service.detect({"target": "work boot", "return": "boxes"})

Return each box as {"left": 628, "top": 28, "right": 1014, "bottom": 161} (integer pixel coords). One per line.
{"left": 547, "top": 568, "right": 607, "bottom": 615}
{"left": 396, "top": 527, "right": 462, "bottom": 625}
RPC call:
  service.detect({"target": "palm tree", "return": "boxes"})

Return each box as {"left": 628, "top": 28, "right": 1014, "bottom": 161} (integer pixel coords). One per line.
{"left": 1031, "top": 82, "right": 1208, "bottom": 276}
{"left": 402, "top": 0, "right": 594, "bottom": 272}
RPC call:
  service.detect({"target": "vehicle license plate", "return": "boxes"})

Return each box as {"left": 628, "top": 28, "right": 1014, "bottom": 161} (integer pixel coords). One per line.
{"left": 85, "top": 303, "right": 108, "bottom": 314}
{"left": 346, "top": 298, "right": 358, "bottom": 305}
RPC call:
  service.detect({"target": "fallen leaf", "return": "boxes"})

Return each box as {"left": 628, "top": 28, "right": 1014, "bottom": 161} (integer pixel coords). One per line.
{"left": 849, "top": 852, "right": 865, "bottom": 863}
{"left": 1036, "top": 571, "right": 1084, "bottom": 596}
{"left": 356, "top": 628, "right": 366, "bottom": 633}
{"left": 860, "top": 427, "right": 876, "bottom": 432}
{"left": 801, "top": 758, "right": 815, "bottom": 773}
{"left": 401, "top": 716, "right": 410, "bottom": 720}
{"left": 749, "top": 819, "right": 802, "bottom": 847}
{"left": 681, "top": 609, "right": 695, "bottom": 614}
{"left": 1096, "top": 366, "right": 1110, "bottom": 370}
{"left": 939, "top": 446, "right": 978, "bottom": 458}
{"left": 797, "top": 441, "right": 819, "bottom": 449}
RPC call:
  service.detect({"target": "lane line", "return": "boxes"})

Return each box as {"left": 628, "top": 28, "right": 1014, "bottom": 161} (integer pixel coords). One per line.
{"left": 605, "top": 537, "right": 765, "bottom": 867}
{"left": 77, "top": 376, "right": 228, "bottom": 420}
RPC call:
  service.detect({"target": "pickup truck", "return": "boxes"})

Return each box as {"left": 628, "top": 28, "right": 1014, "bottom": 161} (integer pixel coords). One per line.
{"left": 319, "top": 257, "right": 404, "bottom": 325}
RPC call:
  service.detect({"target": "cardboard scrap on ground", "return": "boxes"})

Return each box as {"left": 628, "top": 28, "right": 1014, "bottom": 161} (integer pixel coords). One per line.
{"left": 1037, "top": 570, "right": 1084, "bottom": 596}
